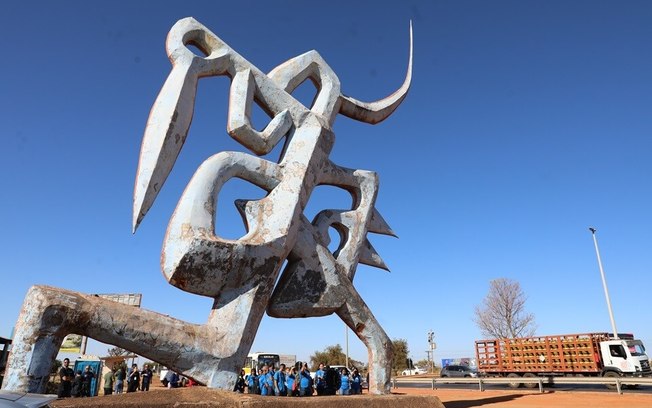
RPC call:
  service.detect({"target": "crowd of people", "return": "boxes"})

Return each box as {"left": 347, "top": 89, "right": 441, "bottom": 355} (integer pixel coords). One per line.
{"left": 58, "top": 358, "right": 361, "bottom": 399}
{"left": 56, "top": 358, "right": 96, "bottom": 398}
{"left": 57, "top": 360, "right": 156, "bottom": 398}
{"left": 235, "top": 362, "right": 364, "bottom": 396}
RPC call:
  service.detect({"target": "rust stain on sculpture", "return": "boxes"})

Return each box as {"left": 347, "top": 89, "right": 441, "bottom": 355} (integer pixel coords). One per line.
{"left": 2, "top": 17, "right": 412, "bottom": 396}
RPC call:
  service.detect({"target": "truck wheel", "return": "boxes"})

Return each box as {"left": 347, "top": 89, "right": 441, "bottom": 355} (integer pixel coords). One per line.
{"left": 522, "top": 373, "right": 537, "bottom": 389}
{"left": 507, "top": 373, "right": 522, "bottom": 388}
{"left": 603, "top": 371, "right": 619, "bottom": 390}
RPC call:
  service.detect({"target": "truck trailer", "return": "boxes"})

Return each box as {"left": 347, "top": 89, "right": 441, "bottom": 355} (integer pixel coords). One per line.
{"left": 475, "top": 332, "right": 651, "bottom": 388}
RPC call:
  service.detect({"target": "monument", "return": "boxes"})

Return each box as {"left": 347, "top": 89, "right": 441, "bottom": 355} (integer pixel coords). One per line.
{"left": 2, "top": 17, "right": 412, "bottom": 395}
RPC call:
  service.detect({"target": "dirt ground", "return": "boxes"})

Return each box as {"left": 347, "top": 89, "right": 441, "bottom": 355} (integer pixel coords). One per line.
{"left": 48, "top": 385, "right": 652, "bottom": 408}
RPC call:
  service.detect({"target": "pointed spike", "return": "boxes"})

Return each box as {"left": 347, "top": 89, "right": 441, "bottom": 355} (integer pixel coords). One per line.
{"left": 358, "top": 239, "right": 390, "bottom": 271}
{"left": 234, "top": 199, "right": 249, "bottom": 217}
{"left": 234, "top": 199, "right": 253, "bottom": 232}
{"left": 368, "top": 208, "right": 397, "bottom": 237}
{"left": 132, "top": 63, "right": 199, "bottom": 233}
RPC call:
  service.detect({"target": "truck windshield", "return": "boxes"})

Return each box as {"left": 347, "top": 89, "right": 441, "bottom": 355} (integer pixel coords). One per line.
{"left": 627, "top": 341, "right": 646, "bottom": 356}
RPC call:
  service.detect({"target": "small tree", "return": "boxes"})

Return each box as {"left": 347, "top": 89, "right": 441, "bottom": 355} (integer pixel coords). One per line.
{"left": 415, "top": 359, "right": 429, "bottom": 370}
{"left": 310, "top": 344, "right": 347, "bottom": 370}
{"left": 474, "top": 278, "right": 536, "bottom": 339}
{"left": 309, "top": 344, "right": 365, "bottom": 371}
{"left": 391, "top": 339, "right": 409, "bottom": 375}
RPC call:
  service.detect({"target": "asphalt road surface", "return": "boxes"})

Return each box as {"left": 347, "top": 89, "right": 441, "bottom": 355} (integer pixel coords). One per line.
{"left": 396, "top": 379, "right": 652, "bottom": 394}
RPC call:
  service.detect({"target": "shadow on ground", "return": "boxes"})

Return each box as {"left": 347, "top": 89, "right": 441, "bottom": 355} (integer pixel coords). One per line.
{"left": 444, "top": 394, "right": 525, "bottom": 408}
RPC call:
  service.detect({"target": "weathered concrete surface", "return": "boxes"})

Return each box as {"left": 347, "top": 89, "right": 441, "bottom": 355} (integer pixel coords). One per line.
{"left": 2, "top": 286, "right": 251, "bottom": 391}
{"left": 49, "top": 388, "right": 444, "bottom": 408}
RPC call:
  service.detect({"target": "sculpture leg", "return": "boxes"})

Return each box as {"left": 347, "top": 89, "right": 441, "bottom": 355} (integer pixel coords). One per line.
{"left": 268, "top": 216, "right": 393, "bottom": 394}
{"left": 1, "top": 285, "right": 241, "bottom": 392}
{"left": 336, "top": 298, "right": 393, "bottom": 395}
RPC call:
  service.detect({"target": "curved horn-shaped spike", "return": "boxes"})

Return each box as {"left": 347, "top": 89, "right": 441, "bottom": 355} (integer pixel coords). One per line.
{"left": 339, "top": 21, "right": 413, "bottom": 124}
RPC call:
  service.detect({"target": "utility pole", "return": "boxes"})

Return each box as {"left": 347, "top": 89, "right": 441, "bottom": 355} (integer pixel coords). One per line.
{"left": 427, "top": 330, "right": 436, "bottom": 372}
{"left": 345, "top": 324, "right": 349, "bottom": 368}
{"left": 589, "top": 227, "right": 619, "bottom": 339}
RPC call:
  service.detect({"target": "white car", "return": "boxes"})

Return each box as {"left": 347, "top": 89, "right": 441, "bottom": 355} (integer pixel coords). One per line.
{"left": 401, "top": 367, "right": 427, "bottom": 376}
{"left": 0, "top": 390, "right": 57, "bottom": 408}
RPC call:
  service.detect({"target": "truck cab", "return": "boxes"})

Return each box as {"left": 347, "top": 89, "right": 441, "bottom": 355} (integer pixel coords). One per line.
{"left": 599, "top": 338, "right": 651, "bottom": 377}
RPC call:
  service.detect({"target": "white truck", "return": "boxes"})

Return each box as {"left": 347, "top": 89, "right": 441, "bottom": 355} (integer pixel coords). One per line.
{"left": 475, "top": 332, "right": 651, "bottom": 388}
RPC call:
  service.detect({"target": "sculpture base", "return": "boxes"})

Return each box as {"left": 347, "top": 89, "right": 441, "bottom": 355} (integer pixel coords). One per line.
{"left": 49, "top": 388, "right": 444, "bottom": 408}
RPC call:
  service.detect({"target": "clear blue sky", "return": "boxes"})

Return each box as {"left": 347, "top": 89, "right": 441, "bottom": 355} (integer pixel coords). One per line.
{"left": 2, "top": 1, "right": 652, "bottom": 366}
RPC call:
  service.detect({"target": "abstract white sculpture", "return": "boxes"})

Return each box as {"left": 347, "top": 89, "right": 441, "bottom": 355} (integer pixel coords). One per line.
{"left": 3, "top": 17, "right": 412, "bottom": 395}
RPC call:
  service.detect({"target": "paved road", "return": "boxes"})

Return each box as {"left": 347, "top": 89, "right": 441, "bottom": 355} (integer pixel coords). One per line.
{"left": 396, "top": 379, "right": 652, "bottom": 394}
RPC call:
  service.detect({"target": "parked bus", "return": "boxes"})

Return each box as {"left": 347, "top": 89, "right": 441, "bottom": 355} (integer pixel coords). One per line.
{"left": 243, "top": 352, "right": 281, "bottom": 376}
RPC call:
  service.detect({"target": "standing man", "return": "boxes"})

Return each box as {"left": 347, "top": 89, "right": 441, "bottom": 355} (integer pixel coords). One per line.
{"left": 114, "top": 366, "right": 125, "bottom": 394}
{"left": 140, "top": 364, "right": 153, "bottom": 391}
{"left": 127, "top": 363, "right": 140, "bottom": 392}
{"left": 299, "top": 363, "right": 312, "bottom": 397}
{"left": 103, "top": 369, "right": 114, "bottom": 396}
{"left": 315, "top": 363, "right": 326, "bottom": 395}
{"left": 274, "top": 363, "right": 287, "bottom": 396}
{"left": 57, "top": 358, "right": 75, "bottom": 398}
{"left": 81, "top": 365, "right": 95, "bottom": 397}
{"left": 258, "top": 365, "right": 271, "bottom": 396}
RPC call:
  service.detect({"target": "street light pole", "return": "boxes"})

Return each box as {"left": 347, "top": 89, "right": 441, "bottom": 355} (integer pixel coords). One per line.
{"left": 345, "top": 324, "right": 349, "bottom": 369}
{"left": 589, "top": 227, "right": 619, "bottom": 339}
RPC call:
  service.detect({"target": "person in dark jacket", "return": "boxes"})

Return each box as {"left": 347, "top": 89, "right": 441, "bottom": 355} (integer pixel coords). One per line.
{"left": 140, "top": 364, "right": 153, "bottom": 391}
{"left": 350, "top": 368, "right": 362, "bottom": 394}
{"left": 71, "top": 371, "right": 83, "bottom": 398}
{"left": 81, "top": 366, "right": 95, "bottom": 397}
{"left": 324, "top": 365, "right": 340, "bottom": 395}
{"left": 57, "top": 358, "right": 75, "bottom": 398}
{"left": 127, "top": 364, "right": 140, "bottom": 392}
{"left": 234, "top": 369, "right": 246, "bottom": 393}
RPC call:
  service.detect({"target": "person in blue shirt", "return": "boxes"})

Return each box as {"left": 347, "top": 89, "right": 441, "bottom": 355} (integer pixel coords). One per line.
{"left": 164, "top": 370, "right": 179, "bottom": 388}
{"left": 286, "top": 366, "right": 298, "bottom": 396}
{"left": 246, "top": 368, "right": 259, "bottom": 394}
{"left": 350, "top": 368, "right": 362, "bottom": 394}
{"left": 267, "top": 366, "right": 276, "bottom": 396}
{"left": 299, "top": 363, "right": 312, "bottom": 396}
{"left": 315, "top": 363, "right": 326, "bottom": 395}
{"left": 274, "top": 363, "right": 287, "bottom": 396}
{"left": 258, "top": 365, "right": 275, "bottom": 396}
{"left": 339, "top": 368, "right": 351, "bottom": 395}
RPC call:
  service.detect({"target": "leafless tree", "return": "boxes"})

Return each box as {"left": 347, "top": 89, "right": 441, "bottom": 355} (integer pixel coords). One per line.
{"left": 474, "top": 278, "right": 536, "bottom": 339}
